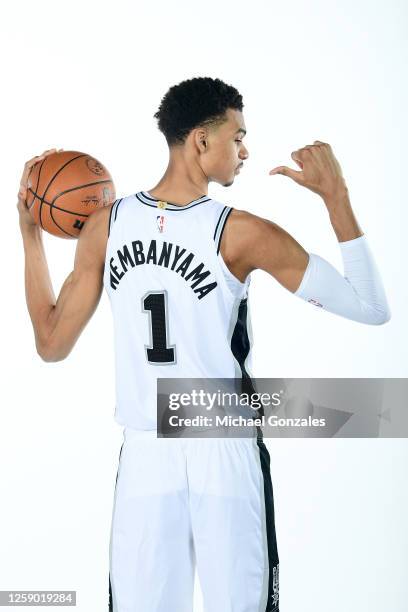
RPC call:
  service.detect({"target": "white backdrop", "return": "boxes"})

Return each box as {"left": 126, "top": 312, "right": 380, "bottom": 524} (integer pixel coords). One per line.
{"left": 1, "top": 1, "right": 407, "bottom": 610}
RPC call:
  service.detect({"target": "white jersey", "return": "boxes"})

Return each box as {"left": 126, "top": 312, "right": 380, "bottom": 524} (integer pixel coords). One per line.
{"left": 103, "top": 190, "right": 254, "bottom": 430}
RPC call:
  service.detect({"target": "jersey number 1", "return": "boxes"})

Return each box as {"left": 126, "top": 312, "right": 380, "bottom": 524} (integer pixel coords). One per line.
{"left": 142, "top": 291, "right": 176, "bottom": 364}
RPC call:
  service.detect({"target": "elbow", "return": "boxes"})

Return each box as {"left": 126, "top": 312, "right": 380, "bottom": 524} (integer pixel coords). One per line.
{"left": 38, "top": 351, "right": 63, "bottom": 363}
{"left": 365, "top": 305, "right": 392, "bottom": 326}
{"left": 375, "top": 309, "right": 392, "bottom": 325}
{"left": 36, "top": 341, "right": 68, "bottom": 363}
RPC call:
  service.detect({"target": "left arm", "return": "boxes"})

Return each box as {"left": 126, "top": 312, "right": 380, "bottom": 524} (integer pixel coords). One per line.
{"left": 221, "top": 141, "right": 391, "bottom": 325}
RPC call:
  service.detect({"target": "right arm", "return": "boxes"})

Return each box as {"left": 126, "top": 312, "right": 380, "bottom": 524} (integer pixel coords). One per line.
{"left": 18, "top": 151, "right": 112, "bottom": 361}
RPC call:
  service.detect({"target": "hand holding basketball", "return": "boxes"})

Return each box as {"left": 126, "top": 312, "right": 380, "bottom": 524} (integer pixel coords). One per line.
{"left": 269, "top": 141, "right": 348, "bottom": 200}
{"left": 17, "top": 149, "right": 116, "bottom": 239}
{"left": 17, "top": 149, "right": 63, "bottom": 232}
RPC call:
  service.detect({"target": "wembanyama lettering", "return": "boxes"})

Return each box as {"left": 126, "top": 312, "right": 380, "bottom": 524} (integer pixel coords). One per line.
{"left": 109, "top": 239, "right": 217, "bottom": 300}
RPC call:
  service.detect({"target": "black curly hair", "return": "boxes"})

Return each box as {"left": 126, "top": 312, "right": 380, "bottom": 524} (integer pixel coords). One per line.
{"left": 153, "top": 77, "right": 244, "bottom": 147}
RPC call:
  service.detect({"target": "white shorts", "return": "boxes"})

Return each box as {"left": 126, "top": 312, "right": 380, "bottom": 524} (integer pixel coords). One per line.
{"left": 108, "top": 429, "right": 279, "bottom": 612}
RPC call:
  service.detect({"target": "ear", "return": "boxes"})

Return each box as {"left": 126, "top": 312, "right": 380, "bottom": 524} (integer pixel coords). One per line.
{"left": 193, "top": 128, "right": 208, "bottom": 152}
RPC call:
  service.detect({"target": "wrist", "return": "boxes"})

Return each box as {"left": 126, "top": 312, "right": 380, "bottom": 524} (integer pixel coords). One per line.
{"left": 20, "top": 219, "right": 42, "bottom": 239}
{"left": 323, "top": 183, "right": 350, "bottom": 211}
{"left": 325, "top": 191, "right": 364, "bottom": 242}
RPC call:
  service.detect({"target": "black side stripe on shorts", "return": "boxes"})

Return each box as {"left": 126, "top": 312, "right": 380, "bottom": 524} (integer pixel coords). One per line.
{"left": 108, "top": 442, "right": 124, "bottom": 612}
{"left": 257, "top": 438, "right": 280, "bottom": 612}
{"left": 213, "top": 205, "right": 233, "bottom": 254}
{"left": 230, "top": 296, "right": 263, "bottom": 437}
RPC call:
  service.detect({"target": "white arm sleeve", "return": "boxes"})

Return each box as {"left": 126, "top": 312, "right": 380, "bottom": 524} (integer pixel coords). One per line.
{"left": 294, "top": 234, "right": 391, "bottom": 325}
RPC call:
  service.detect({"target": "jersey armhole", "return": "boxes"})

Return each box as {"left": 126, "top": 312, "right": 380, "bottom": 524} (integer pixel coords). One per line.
{"left": 213, "top": 205, "right": 232, "bottom": 254}
{"left": 213, "top": 205, "right": 251, "bottom": 298}
{"left": 104, "top": 197, "right": 124, "bottom": 292}
{"left": 108, "top": 198, "right": 124, "bottom": 237}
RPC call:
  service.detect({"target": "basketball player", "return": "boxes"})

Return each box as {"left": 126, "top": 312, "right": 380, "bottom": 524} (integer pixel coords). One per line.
{"left": 17, "top": 77, "right": 390, "bottom": 612}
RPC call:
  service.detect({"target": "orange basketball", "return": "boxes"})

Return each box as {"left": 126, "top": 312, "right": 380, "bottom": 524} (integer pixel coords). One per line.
{"left": 27, "top": 150, "right": 116, "bottom": 239}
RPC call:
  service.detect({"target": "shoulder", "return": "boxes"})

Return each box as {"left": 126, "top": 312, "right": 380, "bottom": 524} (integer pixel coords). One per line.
{"left": 222, "top": 207, "right": 282, "bottom": 254}
{"left": 75, "top": 200, "right": 117, "bottom": 268}
{"left": 220, "top": 206, "right": 292, "bottom": 278}
{"left": 82, "top": 202, "right": 112, "bottom": 238}
{"left": 82, "top": 195, "right": 128, "bottom": 237}
{"left": 225, "top": 207, "right": 267, "bottom": 233}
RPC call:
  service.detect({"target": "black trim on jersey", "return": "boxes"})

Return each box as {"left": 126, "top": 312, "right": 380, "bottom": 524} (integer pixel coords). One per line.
{"left": 216, "top": 207, "right": 233, "bottom": 254}
{"left": 114, "top": 198, "right": 123, "bottom": 221}
{"left": 108, "top": 198, "right": 123, "bottom": 236}
{"left": 213, "top": 205, "right": 228, "bottom": 240}
{"left": 107, "top": 199, "right": 117, "bottom": 238}
{"left": 141, "top": 191, "right": 208, "bottom": 204}
{"left": 108, "top": 575, "right": 113, "bottom": 612}
{"left": 257, "top": 438, "right": 280, "bottom": 612}
{"left": 230, "top": 298, "right": 279, "bottom": 610}
{"left": 230, "top": 298, "right": 255, "bottom": 388}
{"left": 135, "top": 191, "right": 211, "bottom": 211}
{"left": 230, "top": 297, "right": 262, "bottom": 433}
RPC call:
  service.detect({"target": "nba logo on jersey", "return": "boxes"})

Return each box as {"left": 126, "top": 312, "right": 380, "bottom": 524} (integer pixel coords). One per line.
{"left": 156, "top": 215, "right": 165, "bottom": 233}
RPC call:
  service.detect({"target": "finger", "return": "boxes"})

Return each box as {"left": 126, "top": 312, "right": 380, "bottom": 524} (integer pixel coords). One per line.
{"left": 269, "top": 166, "right": 305, "bottom": 184}
{"left": 291, "top": 150, "right": 305, "bottom": 169}
{"left": 25, "top": 148, "right": 61, "bottom": 169}
{"left": 25, "top": 155, "right": 45, "bottom": 168}
{"left": 20, "top": 156, "right": 45, "bottom": 188}
{"left": 27, "top": 149, "right": 57, "bottom": 164}
{"left": 17, "top": 188, "right": 27, "bottom": 204}
{"left": 305, "top": 144, "right": 326, "bottom": 165}
{"left": 313, "top": 140, "right": 332, "bottom": 155}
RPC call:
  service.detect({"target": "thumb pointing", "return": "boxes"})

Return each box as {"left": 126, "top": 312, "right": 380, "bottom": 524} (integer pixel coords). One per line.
{"left": 269, "top": 166, "right": 304, "bottom": 184}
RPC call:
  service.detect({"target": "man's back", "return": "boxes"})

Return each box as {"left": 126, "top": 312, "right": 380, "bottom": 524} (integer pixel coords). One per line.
{"left": 104, "top": 190, "right": 253, "bottom": 430}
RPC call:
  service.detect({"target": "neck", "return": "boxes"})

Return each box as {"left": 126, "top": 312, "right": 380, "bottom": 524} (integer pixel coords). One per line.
{"left": 148, "top": 149, "right": 209, "bottom": 205}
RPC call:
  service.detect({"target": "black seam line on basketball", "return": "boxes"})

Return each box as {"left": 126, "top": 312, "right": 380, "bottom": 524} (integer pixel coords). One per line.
{"left": 140, "top": 191, "right": 207, "bottom": 206}
{"left": 28, "top": 188, "right": 88, "bottom": 217}
{"left": 213, "top": 205, "right": 229, "bottom": 241}
{"left": 216, "top": 207, "right": 233, "bottom": 254}
{"left": 27, "top": 157, "right": 47, "bottom": 209}
{"left": 28, "top": 190, "right": 41, "bottom": 211}
{"left": 49, "top": 204, "right": 85, "bottom": 238}
{"left": 49, "top": 189, "right": 79, "bottom": 236}
{"left": 135, "top": 192, "right": 211, "bottom": 211}
{"left": 28, "top": 159, "right": 46, "bottom": 209}
{"left": 51, "top": 178, "right": 113, "bottom": 199}
{"left": 39, "top": 154, "right": 87, "bottom": 230}
{"left": 108, "top": 200, "right": 117, "bottom": 237}
{"left": 50, "top": 219, "right": 77, "bottom": 238}
{"left": 28, "top": 181, "right": 114, "bottom": 217}
{"left": 114, "top": 198, "right": 123, "bottom": 222}
{"left": 49, "top": 180, "right": 114, "bottom": 234}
